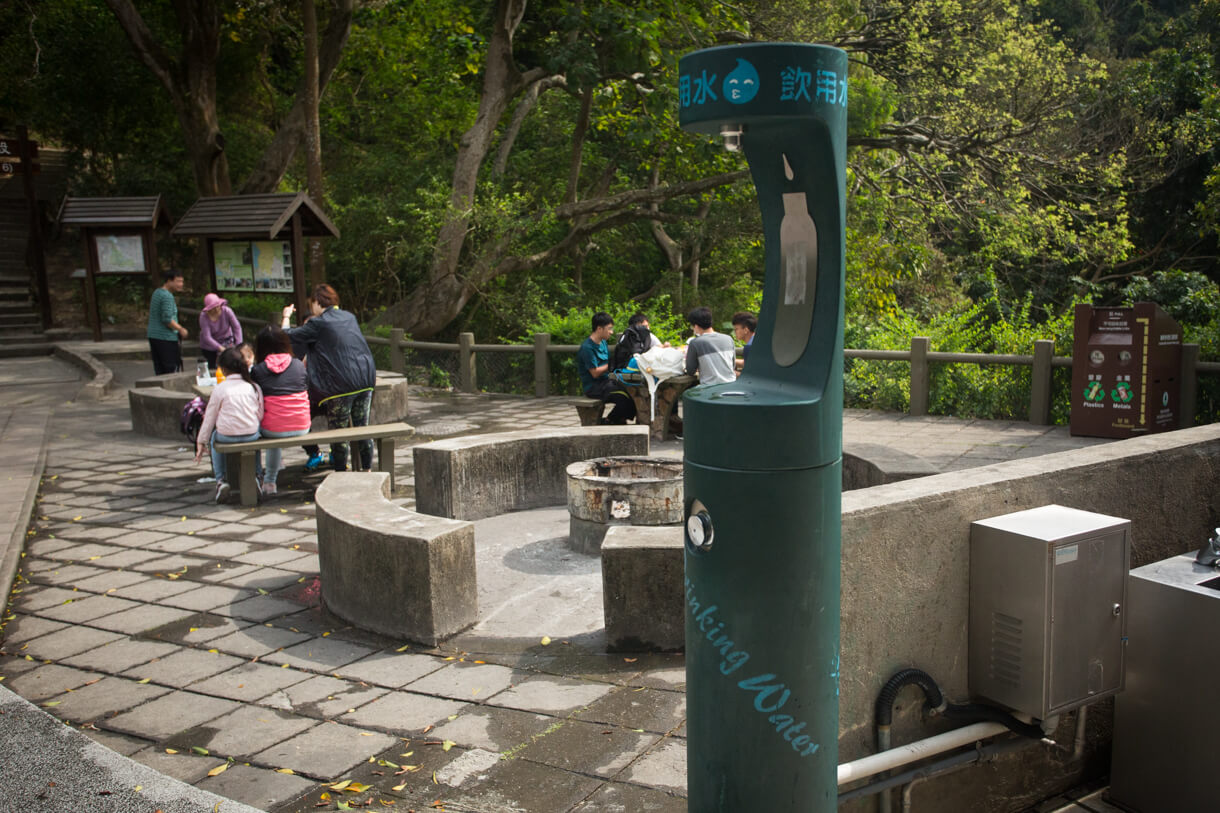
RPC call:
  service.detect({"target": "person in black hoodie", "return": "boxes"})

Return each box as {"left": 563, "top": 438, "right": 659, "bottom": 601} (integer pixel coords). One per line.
{"left": 250, "top": 326, "right": 311, "bottom": 496}
{"left": 280, "top": 284, "right": 377, "bottom": 471}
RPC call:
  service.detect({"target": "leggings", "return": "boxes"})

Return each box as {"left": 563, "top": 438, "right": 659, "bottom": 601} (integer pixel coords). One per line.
{"left": 321, "top": 389, "right": 373, "bottom": 471}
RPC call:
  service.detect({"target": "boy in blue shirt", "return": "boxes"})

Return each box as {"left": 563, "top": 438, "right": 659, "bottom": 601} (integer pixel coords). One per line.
{"left": 577, "top": 312, "right": 636, "bottom": 424}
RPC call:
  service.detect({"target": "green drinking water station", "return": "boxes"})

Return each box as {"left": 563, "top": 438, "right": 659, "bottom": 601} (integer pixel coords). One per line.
{"left": 679, "top": 43, "right": 848, "bottom": 811}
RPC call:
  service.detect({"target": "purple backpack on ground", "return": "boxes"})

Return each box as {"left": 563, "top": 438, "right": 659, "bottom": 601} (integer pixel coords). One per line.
{"left": 181, "top": 396, "right": 206, "bottom": 443}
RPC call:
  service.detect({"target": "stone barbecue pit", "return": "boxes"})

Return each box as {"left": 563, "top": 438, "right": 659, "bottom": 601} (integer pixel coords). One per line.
{"left": 565, "top": 456, "right": 683, "bottom": 554}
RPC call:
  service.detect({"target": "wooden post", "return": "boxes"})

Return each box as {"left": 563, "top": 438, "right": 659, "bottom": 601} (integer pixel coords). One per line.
{"left": 909, "top": 336, "right": 930, "bottom": 416}
{"left": 291, "top": 213, "right": 308, "bottom": 320}
{"left": 17, "top": 126, "right": 50, "bottom": 331}
{"left": 458, "top": 332, "right": 477, "bottom": 392}
{"left": 533, "top": 332, "right": 551, "bottom": 397}
{"left": 1180, "top": 343, "right": 1199, "bottom": 430}
{"left": 389, "top": 328, "right": 405, "bottom": 373}
{"left": 1029, "top": 339, "right": 1054, "bottom": 425}
{"left": 81, "top": 233, "right": 102, "bottom": 342}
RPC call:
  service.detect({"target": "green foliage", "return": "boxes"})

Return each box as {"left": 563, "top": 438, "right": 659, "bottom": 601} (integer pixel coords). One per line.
{"left": 223, "top": 293, "right": 291, "bottom": 325}
{"left": 427, "top": 363, "right": 453, "bottom": 389}
{"left": 1122, "top": 270, "right": 1220, "bottom": 327}
{"left": 845, "top": 298, "right": 1078, "bottom": 423}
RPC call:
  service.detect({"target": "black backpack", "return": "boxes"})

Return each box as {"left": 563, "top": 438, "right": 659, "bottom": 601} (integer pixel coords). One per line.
{"left": 611, "top": 324, "right": 649, "bottom": 371}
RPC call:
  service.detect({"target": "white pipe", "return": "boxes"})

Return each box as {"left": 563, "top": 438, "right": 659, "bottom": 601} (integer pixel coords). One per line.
{"left": 837, "top": 722, "right": 1009, "bottom": 786}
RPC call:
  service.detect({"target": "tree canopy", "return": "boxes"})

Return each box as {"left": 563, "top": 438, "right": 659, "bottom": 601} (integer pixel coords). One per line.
{"left": 2, "top": 0, "right": 1218, "bottom": 344}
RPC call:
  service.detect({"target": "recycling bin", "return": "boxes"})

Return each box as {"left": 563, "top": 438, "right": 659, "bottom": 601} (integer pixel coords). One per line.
{"left": 1070, "top": 302, "right": 1181, "bottom": 437}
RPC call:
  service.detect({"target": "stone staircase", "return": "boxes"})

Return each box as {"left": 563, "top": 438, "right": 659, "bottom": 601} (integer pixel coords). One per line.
{"left": 0, "top": 199, "right": 49, "bottom": 352}
{"left": 0, "top": 145, "right": 69, "bottom": 354}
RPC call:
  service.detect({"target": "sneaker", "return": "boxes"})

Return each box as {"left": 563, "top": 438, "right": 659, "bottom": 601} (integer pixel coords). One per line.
{"left": 214, "top": 480, "right": 231, "bottom": 504}
{"left": 196, "top": 475, "right": 217, "bottom": 484}
{"left": 261, "top": 482, "right": 277, "bottom": 497}
{"left": 305, "top": 453, "right": 326, "bottom": 472}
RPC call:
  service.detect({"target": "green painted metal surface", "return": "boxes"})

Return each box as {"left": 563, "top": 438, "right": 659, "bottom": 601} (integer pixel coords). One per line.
{"left": 679, "top": 43, "right": 847, "bottom": 811}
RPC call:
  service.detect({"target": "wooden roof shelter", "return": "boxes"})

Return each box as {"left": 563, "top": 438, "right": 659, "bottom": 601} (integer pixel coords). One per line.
{"left": 171, "top": 192, "right": 338, "bottom": 239}
{"left": 59, "top": 195, "right": 173, "bottom": 341}
{"left": 59, "top": 195, "right": 171, "bottom": 229}
{"left": 171, "top": 193, "right": 338, "bottom": 318}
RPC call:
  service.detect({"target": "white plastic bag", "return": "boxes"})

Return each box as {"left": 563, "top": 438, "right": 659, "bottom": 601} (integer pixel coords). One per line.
{"left": 634, "top": 346, "right": 686, "bottom": 380}
{"left": 633, "top": 346, "right": 687, "bottom": 422}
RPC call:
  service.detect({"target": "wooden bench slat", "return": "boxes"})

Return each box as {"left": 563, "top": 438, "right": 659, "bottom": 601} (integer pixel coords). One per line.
{"left": 214, "top": 422, "right": 414, "bottom": 452}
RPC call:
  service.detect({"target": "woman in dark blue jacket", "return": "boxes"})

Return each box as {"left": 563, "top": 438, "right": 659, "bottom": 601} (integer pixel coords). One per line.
{"left": 280, "top": 284, "right": 377, "bottom": 471}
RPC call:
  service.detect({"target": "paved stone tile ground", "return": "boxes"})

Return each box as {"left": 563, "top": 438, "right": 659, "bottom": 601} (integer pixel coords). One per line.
{"left": 0, "top": 357, "right": 1117, "bottom": 812}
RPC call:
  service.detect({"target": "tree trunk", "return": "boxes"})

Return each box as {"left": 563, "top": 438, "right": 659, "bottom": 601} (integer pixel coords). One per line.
{"left": 374, "top": 0, "right": 543, "bottom": 336}
{"left": 105, "top": 0, "right": 232, "bottom": 196}
{"left": 240, "top": 0, "right": 354, "bottom": 193}
{"left": 303, "top": 0, "right": 326, "bottom": 283}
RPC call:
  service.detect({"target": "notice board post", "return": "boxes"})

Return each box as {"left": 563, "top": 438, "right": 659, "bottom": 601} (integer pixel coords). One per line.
{"left": 173, "top": 193, "right": 337, "bottom": 328}
{"left": 58, "top": 196, "right": 172, "bottom": 342}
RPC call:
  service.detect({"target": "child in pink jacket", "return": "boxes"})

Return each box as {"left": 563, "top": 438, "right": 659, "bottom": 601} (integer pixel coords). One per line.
{"left": 249, "top": 326, "right": 311, "bottom": 496}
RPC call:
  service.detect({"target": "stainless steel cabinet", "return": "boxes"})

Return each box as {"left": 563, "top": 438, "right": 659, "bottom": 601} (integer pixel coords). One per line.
{"left": 969, "top": 505, "right": 1129, "bottom": 719}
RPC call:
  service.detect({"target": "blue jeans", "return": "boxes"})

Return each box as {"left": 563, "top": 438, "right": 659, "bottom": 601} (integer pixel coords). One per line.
{"left": 259, "top": 428, "right": 309, "bottom": 485}
{"left": 210, "top": 429, "right": 261, "bottom": 481}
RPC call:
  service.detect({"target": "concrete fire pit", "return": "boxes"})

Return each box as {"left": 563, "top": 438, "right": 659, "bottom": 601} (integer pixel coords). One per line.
{"left": 565, "top": 456, "right": 683, "bottom": 554}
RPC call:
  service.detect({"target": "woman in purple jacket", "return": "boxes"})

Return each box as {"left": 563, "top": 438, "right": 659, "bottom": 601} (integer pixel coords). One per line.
{"left": 198, "top": 292, "right": 243, "bottom": 370}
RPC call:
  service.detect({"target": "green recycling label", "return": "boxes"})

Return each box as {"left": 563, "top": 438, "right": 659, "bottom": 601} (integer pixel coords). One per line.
{"left": 1083, "top": 381, "right": 1106, "bottom": 402}
{"left": 1111, "top": 381, "right": 1134, "bottom": 403}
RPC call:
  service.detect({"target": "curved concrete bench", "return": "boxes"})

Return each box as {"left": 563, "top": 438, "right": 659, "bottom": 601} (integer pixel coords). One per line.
{"left": 0, "top": 685, "right": 262, "bottom": 813}
{"left": 413, "top": 425, "right": 651, "bottom": 520}
{"left": 371, "top": 371, "right": 410, "bottom": 422}
{"left": 134, "top": 371, "right": 197, "bottom": 392}
{"left": 602, "top": 525, "right": 684, "bottom": 652}
{"left": 52, "top": 344, "right": 114, "bottom": 401}
{"left": 128, "top": 371, "right": 409, "bottom": 441}
{"left": 128, "top": 387, "right": 197, "bottom": 440}
{"left": 315, "top": 472, "right": 477, "bottom": 645}
{"left": 842, "top": 442, "right": 938, "bottom": 489}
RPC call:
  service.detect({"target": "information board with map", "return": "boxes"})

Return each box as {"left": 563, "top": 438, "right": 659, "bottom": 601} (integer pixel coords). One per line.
{"left": 95, "top": 234, "right": 146, "bottom": 273}
{"left": 213, "top": 240, "right": 293, "bottom": 293}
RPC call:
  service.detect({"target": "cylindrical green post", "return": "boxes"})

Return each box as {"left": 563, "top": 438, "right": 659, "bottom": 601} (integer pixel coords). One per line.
{"left": 678, "top": 43, "right": 847, "bottom": 811}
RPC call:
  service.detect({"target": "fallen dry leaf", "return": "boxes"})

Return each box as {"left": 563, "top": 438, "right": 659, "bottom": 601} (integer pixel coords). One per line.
{"left": 207, "top": 763, "right": 228, "bottom": 777}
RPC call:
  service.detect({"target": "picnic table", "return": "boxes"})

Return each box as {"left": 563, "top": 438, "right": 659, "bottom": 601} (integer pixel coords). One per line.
{"left": 625, "top": 374, "right": 697, "bottom": 441}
